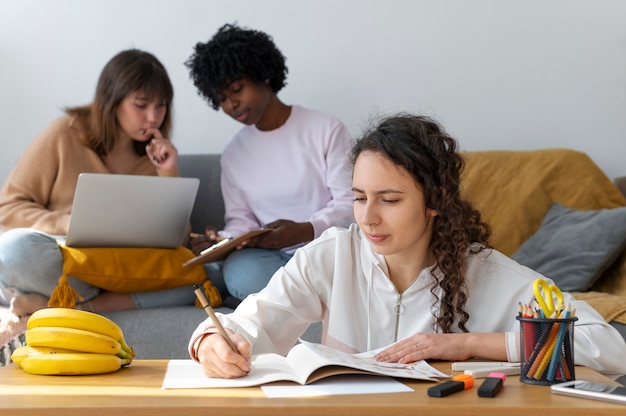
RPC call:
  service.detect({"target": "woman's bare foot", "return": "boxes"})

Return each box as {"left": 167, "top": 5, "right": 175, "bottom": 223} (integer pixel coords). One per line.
{"left": 9, "top": 293, "right": 49, "bottom": 316}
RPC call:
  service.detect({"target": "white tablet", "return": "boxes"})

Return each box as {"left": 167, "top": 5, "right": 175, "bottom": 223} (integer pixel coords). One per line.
{"left": 551, "top": 380, "right": 626, "bottom": 405}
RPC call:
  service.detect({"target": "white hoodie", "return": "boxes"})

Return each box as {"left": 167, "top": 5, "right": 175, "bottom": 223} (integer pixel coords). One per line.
{"left": 190, "top": 224, "right": 626, "bottom": 375}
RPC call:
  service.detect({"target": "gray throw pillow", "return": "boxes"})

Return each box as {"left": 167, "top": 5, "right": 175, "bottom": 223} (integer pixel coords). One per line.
{"left": 511, "top": 203, "right": 626, "bottom": 292}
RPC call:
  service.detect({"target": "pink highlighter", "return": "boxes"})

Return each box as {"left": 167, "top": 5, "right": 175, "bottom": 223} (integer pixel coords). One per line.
{"left": 477, "top": 372, "right": 506, "bottom": 398}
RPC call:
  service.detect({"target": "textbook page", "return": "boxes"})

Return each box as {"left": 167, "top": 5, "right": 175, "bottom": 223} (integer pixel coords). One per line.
{"left": 162, "top": 340, "right": 449, "bottom": 389}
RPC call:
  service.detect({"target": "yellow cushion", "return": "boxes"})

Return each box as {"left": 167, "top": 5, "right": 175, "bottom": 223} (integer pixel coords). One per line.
{"left": 572, "top": 291, "right": 626, "bottom": 324}
{"left": 48, "top": 245, "right": 221, "bottom": 308}
{"left": 461, "top": 149, "right": 626, "bottom": 305}
{"left": 461, "top": 149, "right": 626, "bottom": 256}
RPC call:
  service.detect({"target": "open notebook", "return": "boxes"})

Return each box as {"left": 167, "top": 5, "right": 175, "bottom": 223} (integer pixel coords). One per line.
{"left": 61, "top": 173, "right": 199, "bottom": 248}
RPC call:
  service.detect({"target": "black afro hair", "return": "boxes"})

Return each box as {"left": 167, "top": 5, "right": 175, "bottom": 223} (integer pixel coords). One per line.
{"left": 185, "top": 23, "right": 288, "bottom": 110}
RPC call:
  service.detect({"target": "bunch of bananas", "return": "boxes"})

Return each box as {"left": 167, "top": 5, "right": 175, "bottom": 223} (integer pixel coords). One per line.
{"left": 11, "top": 308, "right": 135, "bottom": 375}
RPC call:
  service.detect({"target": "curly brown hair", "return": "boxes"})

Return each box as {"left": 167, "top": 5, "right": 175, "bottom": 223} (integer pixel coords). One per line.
{"left": 351, "top": 113, "right": 492, "bottom": 333}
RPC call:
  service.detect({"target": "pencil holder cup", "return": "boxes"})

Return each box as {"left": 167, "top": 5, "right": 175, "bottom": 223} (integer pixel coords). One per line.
{"left": 517, "top": 316, "right": 578, "bottom": 385}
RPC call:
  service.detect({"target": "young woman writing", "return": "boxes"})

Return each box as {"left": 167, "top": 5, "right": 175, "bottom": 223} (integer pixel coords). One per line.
{"left": 188, "top": 113, "right": 626, "bottom": 378}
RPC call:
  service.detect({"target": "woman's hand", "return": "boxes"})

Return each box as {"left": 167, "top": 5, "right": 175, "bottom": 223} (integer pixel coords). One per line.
{"left": 190, "top": 225, "right": 220, "bottom": 255}
{"left": 145, "top": 129, "right": 178, "bottom": 172}
{"left": 197, "top": 332, "right": 251, "bottom": 379}
{"left": 374, "top": 332, "right": 507, "bottom": 364}
{"left": 246, "top": 219, "right": 313, "bottom": 250}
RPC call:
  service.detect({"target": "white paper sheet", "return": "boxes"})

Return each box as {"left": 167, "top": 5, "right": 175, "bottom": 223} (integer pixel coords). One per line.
{"left": 162, "top": 359, "right": 419, "bottom": 397}
{"left": 261, "top": 374, "right": 414, "bottom": 398}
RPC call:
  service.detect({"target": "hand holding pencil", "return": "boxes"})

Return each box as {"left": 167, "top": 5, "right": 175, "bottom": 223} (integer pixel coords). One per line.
{"left": 193, "top": 286, "right": 251, "bottom": 378}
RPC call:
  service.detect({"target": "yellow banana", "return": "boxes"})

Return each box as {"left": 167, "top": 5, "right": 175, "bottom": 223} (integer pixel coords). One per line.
{"left": 11, "top": 345, "right": 82, "bottom": 367}
{"left": 27, "top": 308, "right": 135, "bottom": 358}
{"left": 25, "top": 326, "right": 122, "bottom": 355}
{"left": 19, "top": 352, "right": 129, "bottom": 375}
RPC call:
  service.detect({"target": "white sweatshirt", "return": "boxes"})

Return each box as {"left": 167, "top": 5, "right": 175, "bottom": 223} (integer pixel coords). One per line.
{"left": 219, "top": 105, "right": 354, "bottom": 251}
{"left": 190, "top": 224, "right": 626, "bottom": 375}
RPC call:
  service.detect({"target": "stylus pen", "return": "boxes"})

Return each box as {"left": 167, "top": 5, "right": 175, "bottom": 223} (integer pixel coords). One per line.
{"left": 200, "top": 237, "right": 232, "bottom": 255}
{"left": 190, "top": 232, "right": 228, "bottom": 241}
{"left": 193, "top": 285, "right": 238, "bottom": 352}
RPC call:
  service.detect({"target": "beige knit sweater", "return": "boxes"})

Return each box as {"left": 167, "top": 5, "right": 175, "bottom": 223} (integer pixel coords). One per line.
{"left": 0, "top": 116, "right": 158, "bottom": 235}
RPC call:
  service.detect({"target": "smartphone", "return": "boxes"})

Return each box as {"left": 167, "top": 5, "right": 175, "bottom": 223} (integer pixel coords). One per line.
{"left": 551, "top": 380, "right": 626, "bottom": 405}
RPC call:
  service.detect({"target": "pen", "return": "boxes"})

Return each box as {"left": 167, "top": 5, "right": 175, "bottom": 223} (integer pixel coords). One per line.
{"left": 193, "top": 285, "right": 238, "bottom": 352}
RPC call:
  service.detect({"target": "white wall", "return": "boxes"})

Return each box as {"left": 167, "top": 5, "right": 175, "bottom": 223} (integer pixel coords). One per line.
{"left": 1, "top": 0, "right": 625, "bottom": 185}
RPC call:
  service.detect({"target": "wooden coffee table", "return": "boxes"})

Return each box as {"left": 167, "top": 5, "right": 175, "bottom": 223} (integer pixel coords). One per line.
{"left": 0, "top": 360, "right": 624, "bottom": 416}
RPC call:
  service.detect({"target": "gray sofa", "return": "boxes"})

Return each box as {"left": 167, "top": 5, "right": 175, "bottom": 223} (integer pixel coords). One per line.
{"left": 102, "top": 154, "right": 320, "bottom": 359}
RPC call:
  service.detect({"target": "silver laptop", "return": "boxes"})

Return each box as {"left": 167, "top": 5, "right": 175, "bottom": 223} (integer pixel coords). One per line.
{"left": 63, "top": 173, "right": 199, "bottom": 248}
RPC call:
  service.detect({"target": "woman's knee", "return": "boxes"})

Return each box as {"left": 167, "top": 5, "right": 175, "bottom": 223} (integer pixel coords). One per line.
{"left": 223, "top": 248, "right": 275, "bottom": 279}
{"left": 0, "top": 228, "right": 64, "bottom": 293}
{"left": 0, "top": 228, "right": 61, "bottom": 263}
{"left": 223, "top": 248, "right": 286, "bottom": 298}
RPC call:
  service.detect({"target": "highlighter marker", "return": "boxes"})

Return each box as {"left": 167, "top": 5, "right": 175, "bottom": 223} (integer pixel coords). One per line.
{"left": 428, "top": 374, "right": 474, "bottom": 397}
{"left": 477, "top": 372, "right": 506, "bottom": 398}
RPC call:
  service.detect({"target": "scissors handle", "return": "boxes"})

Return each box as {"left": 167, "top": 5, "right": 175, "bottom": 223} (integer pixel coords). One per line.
{"left": 532, "top": 279, "right": 564, "bottom": 317}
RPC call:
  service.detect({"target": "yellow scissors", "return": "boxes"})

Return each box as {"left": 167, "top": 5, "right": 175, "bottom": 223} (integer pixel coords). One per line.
{"left": 532, "top": 278, "right": 564, "bottom": 318}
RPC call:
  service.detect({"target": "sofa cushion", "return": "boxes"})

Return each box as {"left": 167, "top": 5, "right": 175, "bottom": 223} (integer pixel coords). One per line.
{"left": 512, "top": 203, "right": 626, "bottom": 292}
{"left": 47, "top": 246, "right": 222, "bottom": 308}
{"left": 461, "top": 149, "right": 626, "bottom": 256}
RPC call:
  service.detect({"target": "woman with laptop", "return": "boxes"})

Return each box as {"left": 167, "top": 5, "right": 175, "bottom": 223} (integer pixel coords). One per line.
{"left": 0, "top": 49, "right": 196, "bottom": 316}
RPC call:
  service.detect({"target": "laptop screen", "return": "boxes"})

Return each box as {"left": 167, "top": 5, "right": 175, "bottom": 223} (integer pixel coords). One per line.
{"left": 64, "top": 173, "right": 199, "bottom": 248}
